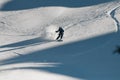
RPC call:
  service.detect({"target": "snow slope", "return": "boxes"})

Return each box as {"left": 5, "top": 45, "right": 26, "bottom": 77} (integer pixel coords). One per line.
{"left": 0, "top": 0, "right": 120, "bottom": 80}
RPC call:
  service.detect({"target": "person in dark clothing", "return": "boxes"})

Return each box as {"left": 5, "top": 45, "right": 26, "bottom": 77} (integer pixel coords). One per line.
{"left": 55, "top": 27, "right": 64, "bottom": 40}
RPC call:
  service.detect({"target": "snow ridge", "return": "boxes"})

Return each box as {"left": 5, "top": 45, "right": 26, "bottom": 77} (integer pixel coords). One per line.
{"left": 1, "top": 1, "right": 120, "bottom": 80}
{"left": 108, "top": 5, "right": 120, "bottom": 32}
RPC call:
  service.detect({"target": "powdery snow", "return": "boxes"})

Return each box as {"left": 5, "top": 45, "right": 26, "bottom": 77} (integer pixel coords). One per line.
{"left": 0, "top": 0, "right": 120, "bottom": 80}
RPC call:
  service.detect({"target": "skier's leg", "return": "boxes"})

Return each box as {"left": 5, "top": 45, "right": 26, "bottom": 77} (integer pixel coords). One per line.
{"left": 60, "top": 33, "right": 63, "bottom": 40}
{"left": 56, "top": 34, "right": 60, "bottom": 40}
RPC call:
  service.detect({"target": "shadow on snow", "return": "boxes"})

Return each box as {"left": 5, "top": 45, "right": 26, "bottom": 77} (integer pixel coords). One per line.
{"left": 0, "top": 0, "right": 115, "bottom": 11}
{"left": 1, "top": 32, "right": 120, "bottom": 80}
{"left": 0, "top": 37, "right": 53, "bottom": 52}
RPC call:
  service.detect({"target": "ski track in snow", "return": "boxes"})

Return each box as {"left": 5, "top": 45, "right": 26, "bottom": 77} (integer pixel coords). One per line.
{"left": 0, "top": 1, "right": 120, "bottom": 80}
{"left": 0, "top": 4, "right": 118, "bottom": 60}
{"left": 71, "top": 5, "right": 120, "bottom": 57}
{"left": 81, "top": 5, "right": 120, "bottom": 58}
{"left": 108, "top": 5, "right": 120, "bottom": 32}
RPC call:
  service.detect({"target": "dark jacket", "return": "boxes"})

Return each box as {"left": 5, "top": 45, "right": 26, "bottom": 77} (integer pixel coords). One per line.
{"left": 56, "top": 27, "right": 64, "bottom": 34}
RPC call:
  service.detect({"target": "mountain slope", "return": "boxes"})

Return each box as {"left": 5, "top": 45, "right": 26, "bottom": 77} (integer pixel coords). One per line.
{"left": 0, "top": 1, "right": 120, "bottom": 80}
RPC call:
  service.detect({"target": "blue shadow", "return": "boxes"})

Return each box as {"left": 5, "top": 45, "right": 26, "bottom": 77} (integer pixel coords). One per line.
{"left": 1, "top": 32, "right": 120, "bottom": 80}
{"left": 0, "top": 37, "right": 53, "bottom": 52}
{"left": 0, "top": 37, "right": 51, "bottom": 48}
{"left": 0, "top": 0, "right": 115, "bottom": 11}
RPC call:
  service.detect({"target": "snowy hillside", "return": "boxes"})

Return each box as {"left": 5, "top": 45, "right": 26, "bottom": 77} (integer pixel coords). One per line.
{"left": 0, "top": 0, "right": 120, "bottom": 80}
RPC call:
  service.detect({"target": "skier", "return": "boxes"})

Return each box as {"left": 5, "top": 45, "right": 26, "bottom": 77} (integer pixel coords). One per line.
{"left": 55, "top": 27, "right": 64, "bottom": 40}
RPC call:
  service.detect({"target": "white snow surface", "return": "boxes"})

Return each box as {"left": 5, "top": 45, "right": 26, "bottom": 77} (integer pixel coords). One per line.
{"left": 0, "top": 0, "right": 120, "bottom": 80}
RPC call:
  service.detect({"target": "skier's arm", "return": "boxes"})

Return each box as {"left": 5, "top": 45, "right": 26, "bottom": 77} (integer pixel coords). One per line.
{"left": 55, "top": 30, "right": 59, "bottom": 33}
{"left": 55, "top": 28, "right": 60, "bottom": 33}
